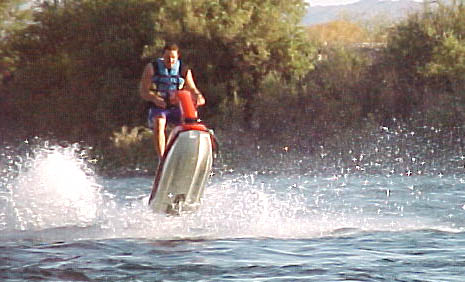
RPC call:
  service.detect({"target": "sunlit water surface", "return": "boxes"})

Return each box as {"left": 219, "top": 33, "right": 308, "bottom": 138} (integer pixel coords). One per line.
{"left": 1, "top": 124, "right": 465, "bottom": 281}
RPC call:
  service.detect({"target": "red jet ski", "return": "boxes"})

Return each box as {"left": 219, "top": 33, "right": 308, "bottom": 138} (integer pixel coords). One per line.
{"left": 148, "top": 90, "right": 216, "bottom": 214}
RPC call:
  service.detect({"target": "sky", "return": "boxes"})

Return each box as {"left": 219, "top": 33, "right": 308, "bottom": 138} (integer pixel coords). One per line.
{"left": 306, "top": 0, "right": 424, "bottom": 7}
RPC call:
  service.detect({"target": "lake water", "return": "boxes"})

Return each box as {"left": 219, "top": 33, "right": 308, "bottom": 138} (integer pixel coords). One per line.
{"left": 1, "top": 124, "right": 465, "bottom": 281}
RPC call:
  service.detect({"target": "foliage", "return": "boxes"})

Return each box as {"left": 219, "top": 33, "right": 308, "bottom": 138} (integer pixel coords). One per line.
{"left": 357, "top": 13, "right": 396, "bottom": 43}
{"left": 0, "top": 0, "right": 32, "bottom": 77}
{"left": 305, "top": 46, "right": 370, "bottom": 132}
{"left": 2, "top": 0, "right": 465, "bottom": 173}
{"left": 307, "top": 20, "right": 369, "bottom": 46}
{"left": 384, "top": 14, "right": 435, "bottom": 86}
{"left": 3, "top": 0, "right": 316, "bottom": 143}
{"left": 380, "top": 0, "right": 465, "bottom": 119}
{"left": 420, "top": 1, "right": 465, "bottom": 93}
{"left": 4, "top": 0, "right": 156, "bottom": 142}
{"left": 424, "top": 34, "right": 465, "bottom": 90}
{"left": 148, "top": 0, "right": 316, "bottom": 124}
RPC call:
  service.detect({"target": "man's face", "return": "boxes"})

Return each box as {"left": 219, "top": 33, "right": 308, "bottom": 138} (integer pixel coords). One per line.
{"left": 163, "top": 50, "right": 179, "bottom": 69}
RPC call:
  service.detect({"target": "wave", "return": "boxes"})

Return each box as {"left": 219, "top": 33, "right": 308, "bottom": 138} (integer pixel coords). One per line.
{"left": 1, "top": 138, "right": 464, "bottom": 242}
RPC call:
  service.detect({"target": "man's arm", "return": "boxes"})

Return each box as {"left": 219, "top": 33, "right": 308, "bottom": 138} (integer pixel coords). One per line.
{"left": 139, "top": 63, "right": 166, "bottom": 108}
{"left": 183, "top": 69, "right": 205, "bottom": 106}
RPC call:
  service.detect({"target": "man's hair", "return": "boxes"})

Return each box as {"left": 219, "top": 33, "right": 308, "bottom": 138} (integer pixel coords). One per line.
{"left": 163, "top": 43, "right": 179, "bottom": 52}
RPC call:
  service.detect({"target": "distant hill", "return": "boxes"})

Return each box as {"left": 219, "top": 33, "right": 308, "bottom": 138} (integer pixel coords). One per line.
{"left": 303, "top": 0, "right": 425, "bottom": 26}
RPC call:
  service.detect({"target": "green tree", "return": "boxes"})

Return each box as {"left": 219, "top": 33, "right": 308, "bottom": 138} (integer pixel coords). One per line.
{"left": 424, "top": 33, "right": 465, "bottom": 92}
{"left": 420, "top": 1, "right": 465, "bottom": 92}
{"left": 5, "top": 0, "right": 156, "bottom": 142}
{"left": 148, "top": 0, "right": 316, "bottom": 126}
{"left": 4, "top": 0, "right": 317, "bottom": 148}
{"left": 379, "top": 0, "right": 465, "bottom": 123}
{"left": 0, "top": 0, "right": 33, "bottom": 137}
{"left": 307, "top": 20, "right": 369, "bottom": 46}
{"left": 0, "top": 0, "right": 32, "bottom": 78}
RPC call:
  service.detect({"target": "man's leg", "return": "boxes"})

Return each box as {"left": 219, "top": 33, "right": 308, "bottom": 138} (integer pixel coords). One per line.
{"left": 153, "top": 115, "right": 167, "bottom": 158}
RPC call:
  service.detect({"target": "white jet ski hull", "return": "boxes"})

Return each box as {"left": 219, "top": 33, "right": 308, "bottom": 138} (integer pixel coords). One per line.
{"left": 148, "top": 130, "right": 213, "bottom": 214}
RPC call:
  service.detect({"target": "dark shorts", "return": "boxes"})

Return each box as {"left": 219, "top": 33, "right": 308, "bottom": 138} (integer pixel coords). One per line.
{"left": 147, "top": 106, "right": 181, "bottom": 129}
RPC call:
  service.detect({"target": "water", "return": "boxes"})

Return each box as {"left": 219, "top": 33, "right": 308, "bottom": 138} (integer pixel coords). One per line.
{"left": 1, "top": 124, "right": 465, "bottom": 281}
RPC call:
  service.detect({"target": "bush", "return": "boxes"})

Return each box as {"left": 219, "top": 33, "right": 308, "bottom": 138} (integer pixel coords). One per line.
{"left": 381, "top": 1, "right": 465, "bottom": 121}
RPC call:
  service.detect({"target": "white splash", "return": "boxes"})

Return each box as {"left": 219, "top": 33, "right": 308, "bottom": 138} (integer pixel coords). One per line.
{"left": 5, "top": 144, "right": 102, "bottom": 231}
{"left": 90, "top": 174, "right": 451, "bottom": 241}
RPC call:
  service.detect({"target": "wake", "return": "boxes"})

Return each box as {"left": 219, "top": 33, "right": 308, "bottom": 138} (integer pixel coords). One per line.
{"left": 1, "top": 142, "right": 463, "bottom": 243}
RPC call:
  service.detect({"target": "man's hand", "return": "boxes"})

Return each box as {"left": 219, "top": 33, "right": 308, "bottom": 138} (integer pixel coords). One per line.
{"left": 193, "top": 91, "right": 205, "bottom": 107}
{"left": 152, "top": 92, "right": 167, "bottom": 108}
{"left": 184, "top": 70, "right": 205, "bottom": 107}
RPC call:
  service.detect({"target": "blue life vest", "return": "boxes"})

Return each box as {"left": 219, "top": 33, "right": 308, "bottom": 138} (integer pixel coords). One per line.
{"left": 152, "top": 58, "right": 185, "bottom": 96}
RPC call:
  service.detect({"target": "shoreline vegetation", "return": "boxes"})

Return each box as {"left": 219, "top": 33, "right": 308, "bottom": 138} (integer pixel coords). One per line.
{"left": 1, "top": 0, "right": 464, "bottom": 176}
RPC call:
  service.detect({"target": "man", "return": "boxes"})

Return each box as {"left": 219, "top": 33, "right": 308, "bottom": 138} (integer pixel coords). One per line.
{"left": 140, "top": 43, "right": 205, "bottom": 158}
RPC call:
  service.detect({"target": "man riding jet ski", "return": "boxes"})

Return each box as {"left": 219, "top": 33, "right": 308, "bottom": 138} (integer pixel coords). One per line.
{"left": 139, "top": 43, "right": 205, "bottom": 158}
{"left": 139, "top": 43, "right": 215, "bottom": 214}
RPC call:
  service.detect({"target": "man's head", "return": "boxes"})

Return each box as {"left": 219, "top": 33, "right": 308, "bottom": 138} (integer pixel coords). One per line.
{"left": 162, "top": 43, "right": 179, "bottom": 69}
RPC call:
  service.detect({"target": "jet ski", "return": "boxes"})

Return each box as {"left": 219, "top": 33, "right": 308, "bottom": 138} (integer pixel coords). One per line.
{"left": 148, "top": 90, "right": 217, "bottom": 215}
